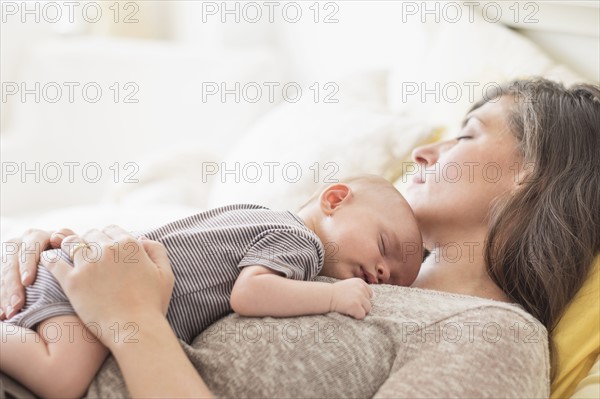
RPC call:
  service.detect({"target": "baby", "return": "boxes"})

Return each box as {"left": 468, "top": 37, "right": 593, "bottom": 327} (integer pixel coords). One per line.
{"left": 0, "top": 174, "right": 423, "bottom": 398}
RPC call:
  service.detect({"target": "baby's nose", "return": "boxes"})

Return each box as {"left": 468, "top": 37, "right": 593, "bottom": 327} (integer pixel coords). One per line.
{"left": 376, "top": 263, "right": 390, "bottom": 283}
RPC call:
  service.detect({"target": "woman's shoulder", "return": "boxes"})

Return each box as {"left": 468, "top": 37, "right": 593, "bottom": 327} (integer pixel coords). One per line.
{"left": 368, "top": 284, "right": 551, "bottom": 398}
{"left": 366, "top": 282, "right": 550, "bottom": 397}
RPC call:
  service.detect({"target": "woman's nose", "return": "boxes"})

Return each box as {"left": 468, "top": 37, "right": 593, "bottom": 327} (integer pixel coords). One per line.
{"left": 411, "top": 142, "right": 439, "bottom": 166}
{"left": 376, "top": 263, "right": 390, "bottom": 284}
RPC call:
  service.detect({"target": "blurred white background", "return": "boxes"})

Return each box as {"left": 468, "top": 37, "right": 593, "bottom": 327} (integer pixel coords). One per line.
{"left": 1, "top": 0, "right": 598, "bottom": 235}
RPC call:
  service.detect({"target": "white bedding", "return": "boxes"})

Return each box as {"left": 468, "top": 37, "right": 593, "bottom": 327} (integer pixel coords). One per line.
{"left": 1, "top": 4, "right": 586, "bottom": 230}
{"left": 1, "top": 204, "right": 203, "bottom": 243}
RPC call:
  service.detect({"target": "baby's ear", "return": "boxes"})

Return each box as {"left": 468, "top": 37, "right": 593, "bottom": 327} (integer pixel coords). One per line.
{"left": 319, "top": 184, "right": 352, "bottom": 215}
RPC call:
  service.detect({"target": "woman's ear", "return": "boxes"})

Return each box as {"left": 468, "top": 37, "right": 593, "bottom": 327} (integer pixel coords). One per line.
{"left": 319, "top": 184, "right": 352, "bottom": 216}
{"left": 512, "top": 161, "right": 535, "bottom": 187}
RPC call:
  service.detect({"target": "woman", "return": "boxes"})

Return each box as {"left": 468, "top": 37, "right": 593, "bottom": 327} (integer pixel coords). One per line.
{"left": 2, "top": 78, "right": 599, "bottom": 398}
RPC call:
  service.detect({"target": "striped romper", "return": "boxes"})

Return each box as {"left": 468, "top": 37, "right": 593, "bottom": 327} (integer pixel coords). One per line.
{"left": 5, "top": 204, "right": 325, "bottom": 344}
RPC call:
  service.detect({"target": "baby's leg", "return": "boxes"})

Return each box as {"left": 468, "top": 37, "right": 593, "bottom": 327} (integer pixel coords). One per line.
{"left": 1, "top": 314, "right": 109, "bottom": 398}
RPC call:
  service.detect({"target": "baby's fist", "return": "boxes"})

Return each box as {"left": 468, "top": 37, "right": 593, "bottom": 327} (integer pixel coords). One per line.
{"left": 330, "top": 278, "right": 374, "bottom": 320}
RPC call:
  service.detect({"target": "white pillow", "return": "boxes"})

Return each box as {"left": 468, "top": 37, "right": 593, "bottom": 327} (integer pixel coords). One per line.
{"left": 0, "top": 204, "right": 203, "bottom": 241}
{"left": 388, "top": 14, "right": 583, "bottom": 132}
{"left": 207, "top": 73, "right": 440, "bottom": 211}
{"left": 103, "top": 142, "right": 221, "bottom": 209}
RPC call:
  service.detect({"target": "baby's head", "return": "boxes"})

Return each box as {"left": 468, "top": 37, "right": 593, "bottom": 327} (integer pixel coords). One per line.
{"left": 298, "top": 174, "right": 423, "bottom": 286}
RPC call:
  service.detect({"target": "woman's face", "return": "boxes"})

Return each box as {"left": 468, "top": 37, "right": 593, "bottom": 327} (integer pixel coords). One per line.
{"left": 405, "top": 97, "right": 523, "bottom": 240}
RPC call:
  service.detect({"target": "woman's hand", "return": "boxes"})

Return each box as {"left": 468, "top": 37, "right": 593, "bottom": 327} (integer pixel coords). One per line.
{"left": 1, "top": 228, "right": 75, "bottom": 320}
{"left": 40, "top": 225, "right": 175, "bottom": 349}
{"left": 42, "top": 225, "right": 212, "bottom": 398}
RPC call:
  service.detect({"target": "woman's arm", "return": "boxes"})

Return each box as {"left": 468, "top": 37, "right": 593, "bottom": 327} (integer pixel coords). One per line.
{"left": 109, "top": 312, "right": 213, "bottom": 398}
{"left": 40, "top": 226, "right": 213, "bottom": 398}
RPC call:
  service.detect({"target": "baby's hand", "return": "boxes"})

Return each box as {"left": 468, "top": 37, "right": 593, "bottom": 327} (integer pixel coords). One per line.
{"left": 329, "top": 278, "right": 374, "bottom": 320}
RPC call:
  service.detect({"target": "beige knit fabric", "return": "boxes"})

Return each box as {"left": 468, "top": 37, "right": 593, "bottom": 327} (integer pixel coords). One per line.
{"left": 86, "top": 277, "right": 550, "bottom": 398}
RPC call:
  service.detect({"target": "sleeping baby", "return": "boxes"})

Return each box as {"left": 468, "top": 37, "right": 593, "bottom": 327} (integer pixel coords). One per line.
{"left": 1, "top": 174, "right": 423, "bottom": 398}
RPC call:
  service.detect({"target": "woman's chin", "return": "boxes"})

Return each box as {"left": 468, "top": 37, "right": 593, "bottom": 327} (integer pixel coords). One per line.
{"left": 404, "top": 185, "right": 425, "bottom": 204}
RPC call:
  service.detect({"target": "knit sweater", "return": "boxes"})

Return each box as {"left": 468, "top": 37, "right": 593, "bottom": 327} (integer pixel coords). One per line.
{"left": 85, "top": 276, "right": 549, "bottom": 398}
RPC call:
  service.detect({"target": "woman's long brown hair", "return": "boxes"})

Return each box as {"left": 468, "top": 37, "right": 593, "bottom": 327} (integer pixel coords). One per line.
{"left": 475, "top": 78, "right": 600, "bottom": 380}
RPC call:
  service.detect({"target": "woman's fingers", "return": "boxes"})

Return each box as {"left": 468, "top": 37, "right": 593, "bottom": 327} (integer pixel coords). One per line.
{"left": 1, "top": 240, "right": 24, "bottom": 320}
{"left": 63, "top": 226, "right": 144, "bottom": 267}
{"left": 80, "top": 228, "right": 113, "bottom": 261}
{"left": 102, "top": 225, "right": 136, "bottom": 243}
{"left": 82, "top": 228, "right": 110, "bottom": 246}
{"left": 1, "top": 229, "right": 52, "bottom": 319}
{"left": 40, "top": 252, "right": 76, "bottom": 290}
{"left": 20, "top": 229, "right": 52, "bottom": 286}
{"left": 140, "top": 239, "right": 171, "bottom": 273}
{"left": 140, "top": 239, "right": 175, "bottom": 316}
{"left": 49, "top": 228, "right": 76, "bottom": 249}
{"left": 61, "top": 234, "right": 91, "bottom": 264}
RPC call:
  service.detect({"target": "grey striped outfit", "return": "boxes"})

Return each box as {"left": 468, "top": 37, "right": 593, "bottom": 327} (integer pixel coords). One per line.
{"left": 5, "top": 204, "right": 325, "bottom": 344}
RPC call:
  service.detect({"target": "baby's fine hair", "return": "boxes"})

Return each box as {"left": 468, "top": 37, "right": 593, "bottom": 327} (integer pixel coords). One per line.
{"left": 297, "top": 174, "right": 403, "bottom": 211}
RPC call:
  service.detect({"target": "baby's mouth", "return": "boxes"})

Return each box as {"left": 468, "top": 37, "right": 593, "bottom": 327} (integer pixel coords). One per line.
{"left": 359, "top": 266, "right": 369, "bottom": 283}
{"left": 360, "top": 266, "right": 377, "bottom": 284}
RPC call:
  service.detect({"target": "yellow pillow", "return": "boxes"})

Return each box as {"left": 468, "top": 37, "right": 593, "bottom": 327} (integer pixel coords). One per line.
{"left": 552, "top": 255, "right": 600, "bottom": 398}
{"left": 570, "top": 354, "right": 600, "bottom": 399}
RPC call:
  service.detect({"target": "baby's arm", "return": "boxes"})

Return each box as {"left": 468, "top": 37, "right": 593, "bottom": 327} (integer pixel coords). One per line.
{"left": 230, "top": 265, "right": 373, "bottom": 319}
{"left": 0, "top": 314, "right": 109, "bottom": 398}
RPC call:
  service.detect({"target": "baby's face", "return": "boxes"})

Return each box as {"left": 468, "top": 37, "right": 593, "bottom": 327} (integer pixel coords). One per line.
{"left": 318, "top": 193, "right": 423, "bottom": 286}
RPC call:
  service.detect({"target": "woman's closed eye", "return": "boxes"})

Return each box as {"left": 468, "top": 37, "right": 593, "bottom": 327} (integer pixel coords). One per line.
{"left": 455, "top": 135, "right": 472, "bottom": 141}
